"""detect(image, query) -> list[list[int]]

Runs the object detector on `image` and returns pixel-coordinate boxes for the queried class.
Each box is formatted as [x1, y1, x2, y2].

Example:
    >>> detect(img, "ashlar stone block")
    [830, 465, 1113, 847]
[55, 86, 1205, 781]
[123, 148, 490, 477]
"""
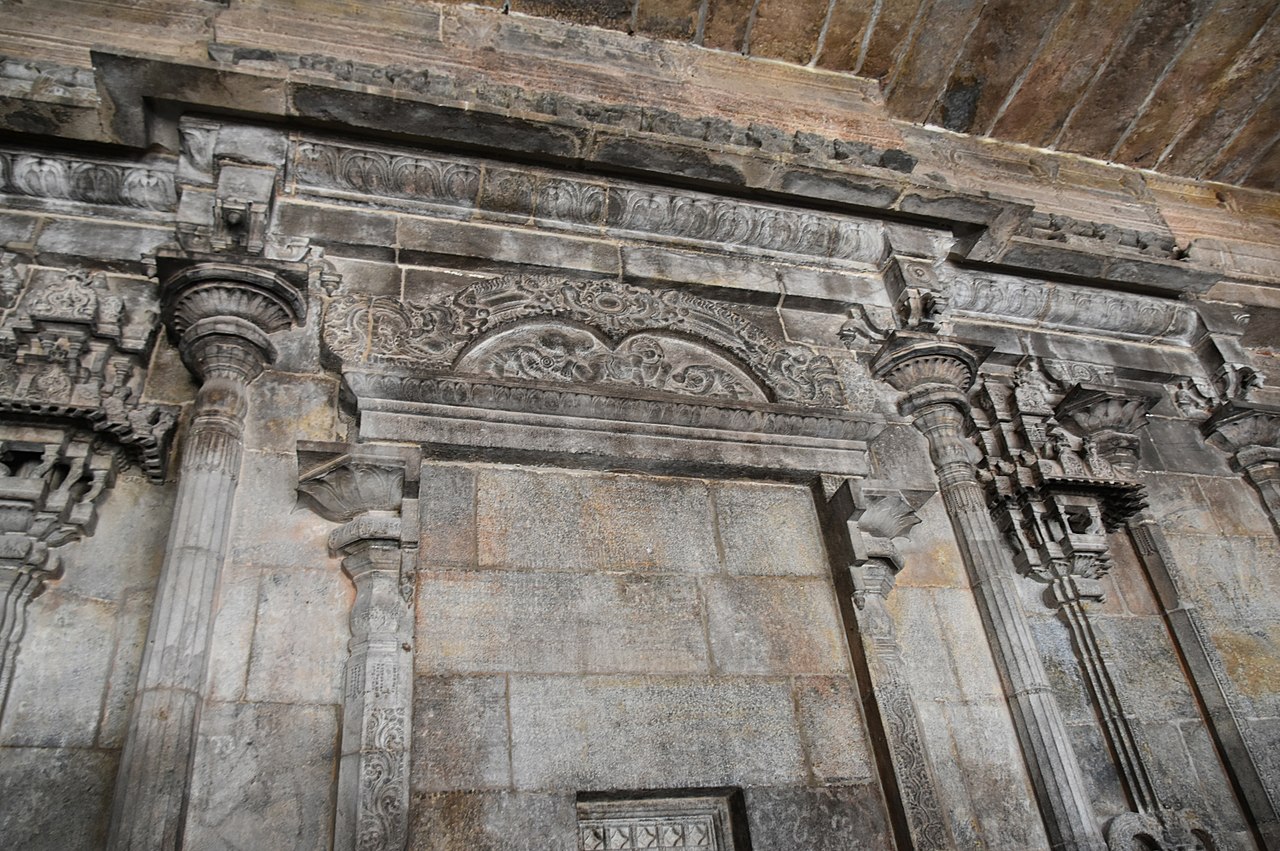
[415, 570, 710, 675]
[476, 466, 718, 574]
[508, 675, 806, 791]
[701, 576, 848, 676]
[712, 480, 828, 577]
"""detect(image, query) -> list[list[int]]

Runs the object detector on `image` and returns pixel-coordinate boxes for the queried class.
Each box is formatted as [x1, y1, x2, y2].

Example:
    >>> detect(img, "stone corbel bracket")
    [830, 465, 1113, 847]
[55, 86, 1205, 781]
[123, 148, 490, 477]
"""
[296, 440, 421, 851]
[1203, 402, 1280, 535]
[823, 477, 932, 607]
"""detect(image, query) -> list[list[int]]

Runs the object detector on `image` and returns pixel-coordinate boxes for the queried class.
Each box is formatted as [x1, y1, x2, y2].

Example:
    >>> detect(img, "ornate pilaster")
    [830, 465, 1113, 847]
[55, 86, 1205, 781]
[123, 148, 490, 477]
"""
[108, 256, 306, 850]
[872, 333, 1106, 851]
[297, 443, 418, 851]
[1204, 403, 1280, 538]
[820, 477, 952, 851]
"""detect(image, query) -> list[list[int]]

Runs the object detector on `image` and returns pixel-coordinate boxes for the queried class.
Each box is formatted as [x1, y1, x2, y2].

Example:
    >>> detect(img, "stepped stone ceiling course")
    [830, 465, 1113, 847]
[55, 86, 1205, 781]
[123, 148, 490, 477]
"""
[2, 1, 1278, 195]
[453, 0, 1280, 192]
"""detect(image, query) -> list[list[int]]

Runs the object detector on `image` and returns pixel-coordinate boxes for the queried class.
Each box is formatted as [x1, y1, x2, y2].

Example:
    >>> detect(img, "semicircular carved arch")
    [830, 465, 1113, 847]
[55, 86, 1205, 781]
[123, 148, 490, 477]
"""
[323, 274, 846, 407]
[456, 320, 769, 403]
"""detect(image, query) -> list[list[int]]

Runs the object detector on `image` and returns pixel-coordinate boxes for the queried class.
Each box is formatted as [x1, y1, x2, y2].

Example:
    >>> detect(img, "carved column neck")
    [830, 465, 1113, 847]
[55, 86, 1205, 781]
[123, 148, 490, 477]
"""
[159, 258, 307, 383]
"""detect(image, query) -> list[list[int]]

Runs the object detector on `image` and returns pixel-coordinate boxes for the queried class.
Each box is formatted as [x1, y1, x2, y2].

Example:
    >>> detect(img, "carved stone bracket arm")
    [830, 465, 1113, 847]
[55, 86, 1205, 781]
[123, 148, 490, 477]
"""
[818, 475, 952, 851]
[1204, 403, 1280, 538]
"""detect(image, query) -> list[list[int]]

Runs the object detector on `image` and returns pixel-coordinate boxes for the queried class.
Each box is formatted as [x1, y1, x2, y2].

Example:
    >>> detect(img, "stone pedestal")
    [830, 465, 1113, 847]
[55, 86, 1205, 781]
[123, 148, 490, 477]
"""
[107, 260, 305, 850]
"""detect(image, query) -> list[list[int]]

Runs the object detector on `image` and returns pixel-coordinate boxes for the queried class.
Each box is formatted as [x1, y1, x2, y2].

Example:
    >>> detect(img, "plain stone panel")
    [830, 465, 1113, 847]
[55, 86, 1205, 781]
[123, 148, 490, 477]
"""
[476, 466, 719, 573]
[926, 586, 1007, 702]
[1028, 612, 1095, 726]
[619, 244, 782, 294]
[1197, 475, 1278, 538]
[408, 790, 577, 851]
[911, 697, 982, 848]
[243, 371, 340, 453]
[1094, 616, 1201, 722]
[35, 219, 171, 263]
[229, 450, 337, 570]
[96, 591, 152, 748]
[943, 700, 1050, 851]
[57, 473, 173, 600]
[1142, 417, 1233, 476]
[701, 575, 848, 675]
[203, 564, 260, 703]
[508, 675, 806, 790]
[0, 746, 117, 851]
[412, 675, 511, 793]
[742, 784, 892, 851]
[1178, 719, 1256, 840]
[0, 593, 114, 748]
[1065, 721, 1129, 821]
[886, 588, 960, 702]
[713, 479, 827, 577]
[415, 570, 709, 675]
[418, 462, 478, 569]
[184, 701, 340, 851]
[245, 567, 351, 705]
[397, 216, 620, 275]
[793, 676, 875, 783]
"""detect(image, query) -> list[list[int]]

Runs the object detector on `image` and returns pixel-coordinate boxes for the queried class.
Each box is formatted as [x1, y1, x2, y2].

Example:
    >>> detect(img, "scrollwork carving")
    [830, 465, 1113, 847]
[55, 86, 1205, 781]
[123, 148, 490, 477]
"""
[324, 275, 845, 407]
[0, 150, 176, 211]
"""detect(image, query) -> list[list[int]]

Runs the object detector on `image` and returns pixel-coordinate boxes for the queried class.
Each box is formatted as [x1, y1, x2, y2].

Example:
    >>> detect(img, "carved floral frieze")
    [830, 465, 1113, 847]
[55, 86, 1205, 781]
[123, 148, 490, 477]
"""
[324, 274, 845, 409]
[1, 268, 179, 480]
[292, 140, 887, 266]
[0, 150, 176, 211]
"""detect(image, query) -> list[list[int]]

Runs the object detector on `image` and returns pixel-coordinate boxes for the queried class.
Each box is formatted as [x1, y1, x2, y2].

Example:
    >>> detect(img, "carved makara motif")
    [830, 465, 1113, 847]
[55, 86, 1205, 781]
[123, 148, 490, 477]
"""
[0, 268, 179, 481]
[0, 150, 176, 211]
[324, 275, 846, 408]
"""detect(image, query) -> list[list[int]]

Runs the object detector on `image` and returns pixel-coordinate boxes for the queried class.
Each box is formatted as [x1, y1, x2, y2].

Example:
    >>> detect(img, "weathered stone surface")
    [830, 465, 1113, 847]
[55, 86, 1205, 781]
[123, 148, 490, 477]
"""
[508, 675, 808, 790]
[412, 675, 511, 793]
[415, 570, 710, 675]
[475, 467, 719, 573]
[184, 702, 340, 851]
[741, 784, 892, 851]
[0, 746, 118, 851]
[793, 676, 876, 784]
[408, 790, 578, 851]
[702, 576, 848, 675]
[713, 480, 827, 577]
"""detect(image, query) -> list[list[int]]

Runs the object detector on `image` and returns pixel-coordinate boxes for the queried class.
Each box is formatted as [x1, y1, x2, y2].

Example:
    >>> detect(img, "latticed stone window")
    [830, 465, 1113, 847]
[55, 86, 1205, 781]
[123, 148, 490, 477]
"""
[576, 792, 746, 850]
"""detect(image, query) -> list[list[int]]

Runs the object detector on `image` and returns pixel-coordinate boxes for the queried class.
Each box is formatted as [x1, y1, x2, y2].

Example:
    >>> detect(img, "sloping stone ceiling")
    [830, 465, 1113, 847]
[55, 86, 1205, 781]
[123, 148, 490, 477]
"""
[456, 0, 1280, 192]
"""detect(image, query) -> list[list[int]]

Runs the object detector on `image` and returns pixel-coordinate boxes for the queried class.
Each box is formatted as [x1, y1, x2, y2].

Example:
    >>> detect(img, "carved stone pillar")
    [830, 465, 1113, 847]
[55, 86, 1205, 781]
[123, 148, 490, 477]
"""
[297, 443, 419, 851]
[872, 333, 1106, 851]
[820, 478, 952, 851]
[108, 258, 306, 850]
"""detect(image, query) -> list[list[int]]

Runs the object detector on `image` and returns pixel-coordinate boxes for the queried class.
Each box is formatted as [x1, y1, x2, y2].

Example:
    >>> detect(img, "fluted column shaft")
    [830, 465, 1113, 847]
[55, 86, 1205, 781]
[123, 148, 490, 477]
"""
[108, 259, 306, 850]
[912, 398, 1105, 851]
[108, 345, 258, 850]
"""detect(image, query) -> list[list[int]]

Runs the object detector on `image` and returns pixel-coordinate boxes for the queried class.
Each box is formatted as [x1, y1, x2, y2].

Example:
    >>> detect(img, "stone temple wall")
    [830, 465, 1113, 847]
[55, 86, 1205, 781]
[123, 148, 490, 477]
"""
[1, 4, 1279, 851]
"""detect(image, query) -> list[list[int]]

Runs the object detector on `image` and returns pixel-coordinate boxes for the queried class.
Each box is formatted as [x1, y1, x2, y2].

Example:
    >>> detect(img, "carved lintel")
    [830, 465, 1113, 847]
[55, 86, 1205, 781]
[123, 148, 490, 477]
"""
[296, 442, 419, 851]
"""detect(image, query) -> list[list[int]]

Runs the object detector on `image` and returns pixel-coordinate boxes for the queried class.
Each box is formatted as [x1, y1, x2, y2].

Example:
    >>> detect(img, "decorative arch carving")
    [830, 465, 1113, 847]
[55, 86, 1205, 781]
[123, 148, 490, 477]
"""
[323, 275, 845, 407]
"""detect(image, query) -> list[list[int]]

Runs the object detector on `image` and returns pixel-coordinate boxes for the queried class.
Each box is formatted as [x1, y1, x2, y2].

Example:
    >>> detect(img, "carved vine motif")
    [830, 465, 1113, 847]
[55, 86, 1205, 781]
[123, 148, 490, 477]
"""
[1, 269, 179, 480]
[357, 707, 408, 851]
[459, 324, 763, 402]
[0, 151, 176, 211]
[324, 275, 846, 408]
